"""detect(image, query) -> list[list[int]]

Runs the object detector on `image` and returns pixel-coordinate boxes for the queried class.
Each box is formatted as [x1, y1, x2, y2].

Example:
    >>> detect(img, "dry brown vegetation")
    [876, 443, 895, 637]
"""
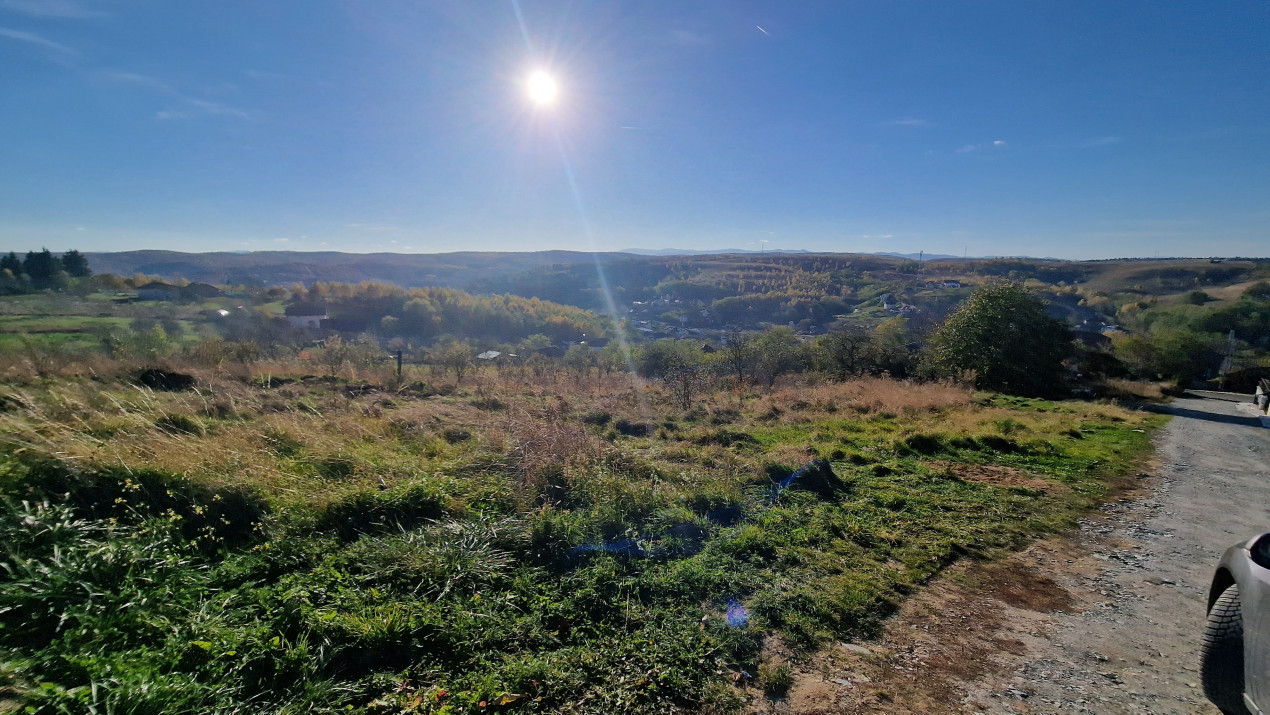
[0, 354, 1165, 713]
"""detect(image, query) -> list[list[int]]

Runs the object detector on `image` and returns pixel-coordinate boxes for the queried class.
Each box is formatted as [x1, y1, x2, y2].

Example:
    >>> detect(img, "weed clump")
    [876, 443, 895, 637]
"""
[311, 453, 358, 479]
[135, 367, 196, 391]
[0, 452, 267, 549]
[613, 418, 652, 437]
[978, 435, 1026, 453]
[900, 433, 945, 455]
[440, 427, 472, 444]
[693, 428, 760, 448]
[758, 663, 794, 696]
[318, 480, 451, 540]
[154, 413, 204, 435]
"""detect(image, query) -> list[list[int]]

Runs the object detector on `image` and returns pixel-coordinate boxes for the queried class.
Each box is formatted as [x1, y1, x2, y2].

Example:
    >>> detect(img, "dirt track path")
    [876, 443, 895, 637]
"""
[769, 394, 1270, 714]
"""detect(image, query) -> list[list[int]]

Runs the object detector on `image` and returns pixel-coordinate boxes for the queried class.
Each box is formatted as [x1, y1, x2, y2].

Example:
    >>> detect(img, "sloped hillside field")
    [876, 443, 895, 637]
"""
[0, 370, 1161, 713]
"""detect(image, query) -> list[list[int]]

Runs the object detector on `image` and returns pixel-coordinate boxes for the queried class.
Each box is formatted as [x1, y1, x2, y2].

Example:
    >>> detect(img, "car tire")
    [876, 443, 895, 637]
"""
[1201, 584, 1251, 715]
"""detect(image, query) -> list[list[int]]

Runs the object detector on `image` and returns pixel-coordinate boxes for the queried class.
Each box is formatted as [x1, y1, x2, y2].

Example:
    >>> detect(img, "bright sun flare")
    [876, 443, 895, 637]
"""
[527, 71, 558, 105]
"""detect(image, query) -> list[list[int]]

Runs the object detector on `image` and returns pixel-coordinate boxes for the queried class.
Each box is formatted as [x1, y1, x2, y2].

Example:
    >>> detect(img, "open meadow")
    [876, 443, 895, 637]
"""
[0, 354, 1163, 713]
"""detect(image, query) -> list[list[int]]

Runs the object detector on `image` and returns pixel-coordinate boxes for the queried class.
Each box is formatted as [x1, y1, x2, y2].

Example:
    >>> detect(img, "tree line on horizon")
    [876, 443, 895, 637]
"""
[2, 246, 1266, 394]
[0, 248, 92, 294]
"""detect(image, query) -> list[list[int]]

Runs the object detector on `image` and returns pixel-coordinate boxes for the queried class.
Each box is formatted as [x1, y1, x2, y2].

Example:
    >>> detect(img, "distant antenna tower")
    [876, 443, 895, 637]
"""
[918, 250, 923, 269]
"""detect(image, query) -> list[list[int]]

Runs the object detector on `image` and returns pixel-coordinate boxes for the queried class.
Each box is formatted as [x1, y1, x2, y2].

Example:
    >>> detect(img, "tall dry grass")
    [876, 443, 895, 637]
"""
[1099, 378, 1170, 401]
[765, 376, 974, 416]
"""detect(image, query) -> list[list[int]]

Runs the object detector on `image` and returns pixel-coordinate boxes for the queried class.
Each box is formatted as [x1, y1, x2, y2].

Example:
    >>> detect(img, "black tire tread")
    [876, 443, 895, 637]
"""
[1201, 584, 1250, 715]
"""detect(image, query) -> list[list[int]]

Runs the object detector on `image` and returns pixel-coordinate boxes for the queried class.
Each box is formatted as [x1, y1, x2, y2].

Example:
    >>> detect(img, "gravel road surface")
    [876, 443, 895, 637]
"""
[769, 393, 1270, 714]
[964, 392, 1270, 713]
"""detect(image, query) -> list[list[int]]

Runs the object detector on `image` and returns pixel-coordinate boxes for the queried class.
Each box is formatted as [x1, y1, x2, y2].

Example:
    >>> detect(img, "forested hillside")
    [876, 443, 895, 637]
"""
[82, 250, 625, 289]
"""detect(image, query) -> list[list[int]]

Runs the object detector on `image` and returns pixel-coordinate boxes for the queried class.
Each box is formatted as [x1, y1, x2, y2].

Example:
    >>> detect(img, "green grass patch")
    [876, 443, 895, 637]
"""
[0, 382, 1164, 713]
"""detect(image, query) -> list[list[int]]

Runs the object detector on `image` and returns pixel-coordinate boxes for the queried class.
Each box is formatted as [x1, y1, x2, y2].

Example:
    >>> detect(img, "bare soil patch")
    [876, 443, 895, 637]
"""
[747, 540, 1089, 713]
[929, 461, 1061, 494]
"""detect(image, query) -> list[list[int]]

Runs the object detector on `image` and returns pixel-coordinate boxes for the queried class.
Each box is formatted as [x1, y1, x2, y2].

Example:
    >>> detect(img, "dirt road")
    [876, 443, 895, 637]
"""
[771, 393, 1270, 714]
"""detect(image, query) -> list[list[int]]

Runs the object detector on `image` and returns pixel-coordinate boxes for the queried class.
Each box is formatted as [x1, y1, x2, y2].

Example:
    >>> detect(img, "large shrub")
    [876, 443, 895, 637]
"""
[927, 283, 1073, 396]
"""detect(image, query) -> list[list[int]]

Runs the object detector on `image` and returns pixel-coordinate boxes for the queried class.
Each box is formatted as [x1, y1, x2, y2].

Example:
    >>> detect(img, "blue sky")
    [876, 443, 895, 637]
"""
[1, 1, 1266, 259]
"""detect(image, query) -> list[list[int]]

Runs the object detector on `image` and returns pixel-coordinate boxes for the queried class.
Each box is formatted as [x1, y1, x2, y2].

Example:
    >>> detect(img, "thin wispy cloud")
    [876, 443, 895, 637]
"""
[670, 29, 711, 48]
[345, 223, 399, 232]
[96, 68, 255, 121]
[245, 69, 287, 82]
[881, 117, 931, 127]
[956, 139, 1007, 154]
[1079, 136, 1122, 148]
[0, 0, 102, 19]
[175, 98, 251, 119]
[0, 26, 76, 54]
[96, 69, 171, 92]
[155, 99, 253, 121]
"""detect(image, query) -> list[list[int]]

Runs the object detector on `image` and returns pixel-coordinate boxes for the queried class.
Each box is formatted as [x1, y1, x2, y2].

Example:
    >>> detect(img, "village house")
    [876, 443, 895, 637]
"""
[136, 281, 223, 302]
[135, 282, 181, 301]
[284, 303, 328, 330]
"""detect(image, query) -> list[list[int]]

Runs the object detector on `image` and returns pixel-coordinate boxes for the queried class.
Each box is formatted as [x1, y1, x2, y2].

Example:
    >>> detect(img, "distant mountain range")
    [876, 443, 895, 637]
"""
[618, 247, 812, 256]
[619, 248, 960, 260]
[78, 248, 1089, 291]
[84, 250, 623, 289]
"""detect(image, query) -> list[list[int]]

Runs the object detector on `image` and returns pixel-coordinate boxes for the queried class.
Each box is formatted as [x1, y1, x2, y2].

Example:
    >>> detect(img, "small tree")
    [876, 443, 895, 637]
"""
[438, 341, 473, 382]
[870, 316, 916, 378]
[752, 326, 806, 387]
[61, 249, 91, 278]
[722, 329, 756, 386]
[927, 283, 1073, 395]
[0, 252, 21, 276]
[817, 325, 873, 378]
[598, 342, 629, 375]
[666, 364, 704, 409]
[1112, 329, 1223, 384]
[563, 344, 593, 381]
[22, 249, 63, 290]
[637, 339, 699, 379]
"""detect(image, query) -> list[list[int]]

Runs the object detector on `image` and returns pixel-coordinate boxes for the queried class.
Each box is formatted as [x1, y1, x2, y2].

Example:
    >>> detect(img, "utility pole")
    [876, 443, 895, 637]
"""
[1218, 330, 1236, 390]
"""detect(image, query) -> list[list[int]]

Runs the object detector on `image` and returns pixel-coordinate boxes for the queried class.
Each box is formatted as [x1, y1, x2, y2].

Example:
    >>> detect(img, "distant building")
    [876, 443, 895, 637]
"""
[476, 350, 503, 360]
[184, 282, 222, 299]
[136, 282, 181, 301]
[284, 302, 328, 330]
[136, 281, 222, 302]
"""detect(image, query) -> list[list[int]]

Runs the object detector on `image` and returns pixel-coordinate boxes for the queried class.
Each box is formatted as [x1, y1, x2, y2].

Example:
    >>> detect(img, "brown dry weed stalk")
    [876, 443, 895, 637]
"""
[767, 376, 973, 416]
[496, 405, 605, 490]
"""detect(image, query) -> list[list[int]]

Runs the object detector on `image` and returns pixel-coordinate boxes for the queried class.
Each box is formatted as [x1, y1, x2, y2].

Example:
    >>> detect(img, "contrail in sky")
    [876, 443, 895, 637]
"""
[756, 25, 769, 35]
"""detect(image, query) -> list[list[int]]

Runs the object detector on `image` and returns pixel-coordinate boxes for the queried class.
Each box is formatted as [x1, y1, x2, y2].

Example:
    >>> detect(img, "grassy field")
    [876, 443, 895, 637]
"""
[0, 363, 1164, 713]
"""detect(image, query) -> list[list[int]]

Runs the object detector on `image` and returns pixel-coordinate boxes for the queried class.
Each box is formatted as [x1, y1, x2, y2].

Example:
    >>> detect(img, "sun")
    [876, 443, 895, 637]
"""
[526, 70, 558, 105]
